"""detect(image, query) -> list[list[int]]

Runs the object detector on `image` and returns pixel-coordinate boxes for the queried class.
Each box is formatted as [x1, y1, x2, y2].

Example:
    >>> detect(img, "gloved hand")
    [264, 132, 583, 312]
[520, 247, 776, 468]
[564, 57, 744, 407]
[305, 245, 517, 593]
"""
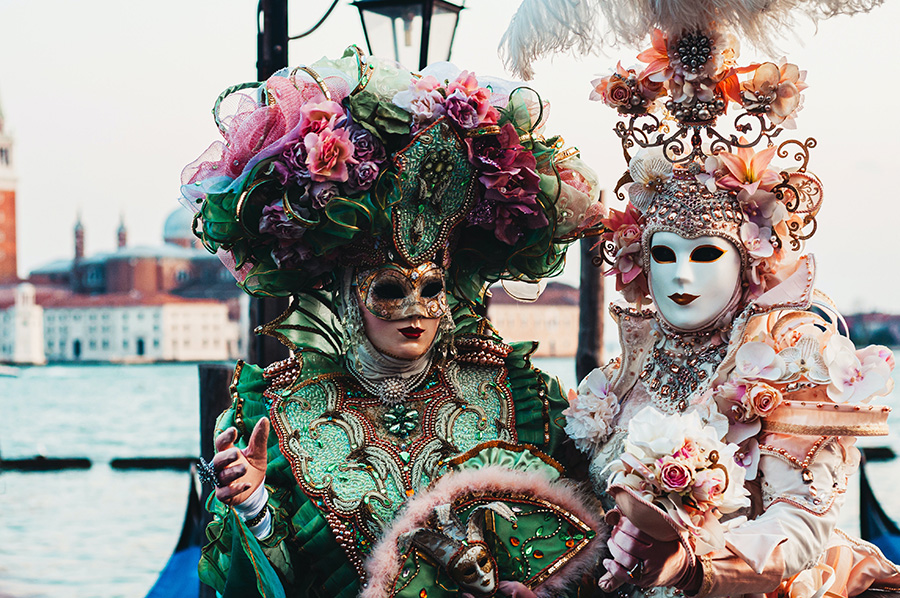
[598, 510, 700, 593]
[497, 581, 539, 598]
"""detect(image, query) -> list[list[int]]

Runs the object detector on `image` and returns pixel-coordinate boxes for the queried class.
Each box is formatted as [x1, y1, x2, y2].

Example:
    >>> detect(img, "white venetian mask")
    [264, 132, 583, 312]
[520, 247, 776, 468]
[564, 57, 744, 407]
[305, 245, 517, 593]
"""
[648, 232, 742, 331]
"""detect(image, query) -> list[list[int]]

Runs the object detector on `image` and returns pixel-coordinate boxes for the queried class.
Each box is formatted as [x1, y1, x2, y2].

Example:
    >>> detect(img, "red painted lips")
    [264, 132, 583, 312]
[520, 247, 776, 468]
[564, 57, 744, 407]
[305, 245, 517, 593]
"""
[399, 326, 425, 339]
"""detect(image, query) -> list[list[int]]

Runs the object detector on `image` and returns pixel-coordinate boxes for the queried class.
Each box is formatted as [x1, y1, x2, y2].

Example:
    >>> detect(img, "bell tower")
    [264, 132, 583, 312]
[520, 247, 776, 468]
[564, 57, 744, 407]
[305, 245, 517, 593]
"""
[0, 91, 17, 284]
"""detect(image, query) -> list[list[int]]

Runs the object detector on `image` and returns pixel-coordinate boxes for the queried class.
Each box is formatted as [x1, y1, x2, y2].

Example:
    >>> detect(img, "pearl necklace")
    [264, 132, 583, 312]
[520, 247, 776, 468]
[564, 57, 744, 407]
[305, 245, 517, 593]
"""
[346, 357, 432, 405]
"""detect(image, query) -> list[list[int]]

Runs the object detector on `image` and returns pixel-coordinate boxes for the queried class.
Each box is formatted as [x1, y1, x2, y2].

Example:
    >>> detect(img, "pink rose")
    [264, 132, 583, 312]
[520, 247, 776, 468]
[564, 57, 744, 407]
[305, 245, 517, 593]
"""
[692, 468, 727, 507]
[659, 457, 694, 493]
[613, 224, 642, 248]
[299, 101, 344, 139]
[447, 70, 498, 125]
[304, 127, 356, 182]
[746, 382, 783, 417]
[674, 438, 700, 462]
[413, 75, 441, 93]
[605, 78, 633, 108]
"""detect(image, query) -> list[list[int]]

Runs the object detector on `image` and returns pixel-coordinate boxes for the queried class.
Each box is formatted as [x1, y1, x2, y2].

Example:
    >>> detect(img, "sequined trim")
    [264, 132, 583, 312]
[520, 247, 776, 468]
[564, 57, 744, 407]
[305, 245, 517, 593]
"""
[694, 555, 714, 598]
[446, 440, 565, 474]
[263, 355, 303, 391]
[231, 360, 247, 436]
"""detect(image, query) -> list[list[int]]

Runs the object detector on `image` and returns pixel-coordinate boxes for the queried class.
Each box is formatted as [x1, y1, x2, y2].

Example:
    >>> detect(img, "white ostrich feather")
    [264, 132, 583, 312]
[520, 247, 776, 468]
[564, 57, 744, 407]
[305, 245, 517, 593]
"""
[500, 0, 884, 79]
[499, 0, 600, 80]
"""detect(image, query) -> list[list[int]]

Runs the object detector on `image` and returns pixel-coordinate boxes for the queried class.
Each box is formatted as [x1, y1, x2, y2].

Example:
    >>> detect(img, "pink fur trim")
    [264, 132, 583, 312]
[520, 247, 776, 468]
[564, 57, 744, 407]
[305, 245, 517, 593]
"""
[361, 466, 608, 598]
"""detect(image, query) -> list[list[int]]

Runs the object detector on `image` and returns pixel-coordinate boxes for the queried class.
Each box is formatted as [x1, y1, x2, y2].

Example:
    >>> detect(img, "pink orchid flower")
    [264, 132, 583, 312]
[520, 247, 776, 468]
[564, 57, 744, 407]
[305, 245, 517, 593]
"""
[824, 336, 893, 403]
[734, 341, 785, 381]
[636, 29, 673, 82]
[740, 222, 774, 259]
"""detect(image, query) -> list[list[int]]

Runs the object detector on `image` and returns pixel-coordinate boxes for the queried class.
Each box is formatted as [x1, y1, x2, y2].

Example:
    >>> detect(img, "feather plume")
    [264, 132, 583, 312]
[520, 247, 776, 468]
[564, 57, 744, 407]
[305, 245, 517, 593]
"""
[500, 0, 884, 79]
[499, 0, 600, 80]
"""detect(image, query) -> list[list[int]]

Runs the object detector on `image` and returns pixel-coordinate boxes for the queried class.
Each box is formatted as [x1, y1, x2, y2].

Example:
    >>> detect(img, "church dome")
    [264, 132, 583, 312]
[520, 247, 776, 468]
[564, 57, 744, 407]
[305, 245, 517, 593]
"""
[163, 208, 195, 247]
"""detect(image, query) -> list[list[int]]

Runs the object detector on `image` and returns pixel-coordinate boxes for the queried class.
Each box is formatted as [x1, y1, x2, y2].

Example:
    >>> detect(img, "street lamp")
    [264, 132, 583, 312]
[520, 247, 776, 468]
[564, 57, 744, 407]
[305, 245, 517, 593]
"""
[352, 0, 464, 70]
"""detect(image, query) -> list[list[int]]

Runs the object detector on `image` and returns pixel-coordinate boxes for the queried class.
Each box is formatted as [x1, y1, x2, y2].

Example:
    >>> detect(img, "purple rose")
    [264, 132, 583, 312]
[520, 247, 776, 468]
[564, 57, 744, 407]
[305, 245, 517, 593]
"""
[271, 240, 315, 269]
[444, 91, 479, 130]
[259, 200, 307, 240]
[309, 181, 339, 210]
[281, 139, 311, 182]
[348, 124, 385, 163]
[346, 161, 379, 192]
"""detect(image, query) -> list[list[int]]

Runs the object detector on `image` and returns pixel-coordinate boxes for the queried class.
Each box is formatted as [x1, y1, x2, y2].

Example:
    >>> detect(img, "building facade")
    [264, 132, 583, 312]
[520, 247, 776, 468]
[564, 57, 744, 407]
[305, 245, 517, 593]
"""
[0, 283, 45, 364]
[41, 294, 240, 363]
[488, 282, 581, 357]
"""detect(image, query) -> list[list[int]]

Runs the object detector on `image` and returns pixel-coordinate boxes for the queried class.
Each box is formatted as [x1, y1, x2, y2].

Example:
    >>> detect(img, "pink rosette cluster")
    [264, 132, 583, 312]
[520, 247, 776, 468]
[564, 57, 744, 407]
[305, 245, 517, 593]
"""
[713, 323, 895, 469]
[590, 61, 665, 114]
[393, 70, 499, 133]
[713, 341, 787, 456]
[609, 406, 750, 553]
[588, 28, 806, 127]
[598, 204, 650, 305]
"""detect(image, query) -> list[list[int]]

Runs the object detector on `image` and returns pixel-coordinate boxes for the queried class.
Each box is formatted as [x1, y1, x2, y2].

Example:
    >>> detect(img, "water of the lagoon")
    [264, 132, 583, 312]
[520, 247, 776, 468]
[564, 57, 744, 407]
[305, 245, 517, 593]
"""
[1, 359, 899, 598]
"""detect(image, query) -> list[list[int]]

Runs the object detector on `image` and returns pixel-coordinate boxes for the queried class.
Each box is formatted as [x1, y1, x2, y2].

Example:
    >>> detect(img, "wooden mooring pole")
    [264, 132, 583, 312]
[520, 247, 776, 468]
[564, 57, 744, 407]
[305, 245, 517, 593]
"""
[576, 230, 605, 383]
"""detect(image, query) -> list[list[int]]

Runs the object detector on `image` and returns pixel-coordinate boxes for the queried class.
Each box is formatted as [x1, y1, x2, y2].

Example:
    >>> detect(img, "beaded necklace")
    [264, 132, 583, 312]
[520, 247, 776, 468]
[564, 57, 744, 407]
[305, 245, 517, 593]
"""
[639, 318, 730, 413]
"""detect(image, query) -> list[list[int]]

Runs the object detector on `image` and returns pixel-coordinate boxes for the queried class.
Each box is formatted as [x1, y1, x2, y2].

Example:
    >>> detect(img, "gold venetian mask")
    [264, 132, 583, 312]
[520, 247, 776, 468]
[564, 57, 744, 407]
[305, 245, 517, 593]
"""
[355, 262, 448, 321]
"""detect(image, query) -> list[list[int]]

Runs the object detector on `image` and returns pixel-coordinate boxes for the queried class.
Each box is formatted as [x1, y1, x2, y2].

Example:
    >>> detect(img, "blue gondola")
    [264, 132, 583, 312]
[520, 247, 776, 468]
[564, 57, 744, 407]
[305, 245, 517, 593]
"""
[859, 461, 900, 564]
[144, 473, 202, 598]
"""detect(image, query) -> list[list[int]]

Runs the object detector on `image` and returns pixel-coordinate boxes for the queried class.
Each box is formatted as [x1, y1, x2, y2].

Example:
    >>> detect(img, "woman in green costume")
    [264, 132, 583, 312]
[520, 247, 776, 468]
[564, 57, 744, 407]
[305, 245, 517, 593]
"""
[181, 48, 606, 598]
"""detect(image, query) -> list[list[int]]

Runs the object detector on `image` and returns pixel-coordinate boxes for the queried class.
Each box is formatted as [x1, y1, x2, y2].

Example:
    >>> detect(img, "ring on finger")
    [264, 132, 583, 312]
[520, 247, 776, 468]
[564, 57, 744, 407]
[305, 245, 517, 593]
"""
[626, 559, 643, 580]
[198, 457, 222, 488]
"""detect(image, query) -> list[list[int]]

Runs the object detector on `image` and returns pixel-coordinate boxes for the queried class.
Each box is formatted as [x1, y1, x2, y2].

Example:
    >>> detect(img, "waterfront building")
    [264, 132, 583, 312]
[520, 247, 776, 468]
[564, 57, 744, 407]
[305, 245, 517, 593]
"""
[0, 206, 247, 364]
[40, 293, 239, 362]
[488, 282, 580, 357]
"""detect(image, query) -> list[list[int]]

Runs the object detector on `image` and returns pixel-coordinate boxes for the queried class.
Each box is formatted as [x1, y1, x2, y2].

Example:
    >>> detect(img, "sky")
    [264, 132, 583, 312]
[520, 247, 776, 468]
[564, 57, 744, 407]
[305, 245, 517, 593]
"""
[0, 0, 898, 313]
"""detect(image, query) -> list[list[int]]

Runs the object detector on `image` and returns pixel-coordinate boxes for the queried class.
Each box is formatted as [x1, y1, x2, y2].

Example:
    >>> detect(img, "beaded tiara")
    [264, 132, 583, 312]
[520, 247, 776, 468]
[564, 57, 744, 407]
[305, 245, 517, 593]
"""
[586, 27, 824, 305]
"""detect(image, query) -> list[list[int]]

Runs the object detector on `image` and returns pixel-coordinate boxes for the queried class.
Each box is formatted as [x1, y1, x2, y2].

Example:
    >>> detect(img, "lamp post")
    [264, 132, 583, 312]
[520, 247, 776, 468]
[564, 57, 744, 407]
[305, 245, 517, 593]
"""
[352, 0, 464, 70]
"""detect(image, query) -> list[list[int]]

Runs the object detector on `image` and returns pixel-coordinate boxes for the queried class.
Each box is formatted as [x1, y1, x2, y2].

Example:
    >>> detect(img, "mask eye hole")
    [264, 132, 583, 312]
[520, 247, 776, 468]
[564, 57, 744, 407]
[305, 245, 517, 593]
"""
[373, 283, 405, 300]
[691, 245, 725, 262]
[650, 246, 676, 264]
[421, 280, 444, 298]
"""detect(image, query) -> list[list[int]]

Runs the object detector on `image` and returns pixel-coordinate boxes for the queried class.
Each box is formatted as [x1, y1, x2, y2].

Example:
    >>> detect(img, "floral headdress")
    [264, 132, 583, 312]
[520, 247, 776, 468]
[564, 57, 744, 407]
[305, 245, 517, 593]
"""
[588, 28, 823, 307]
[181, 47, 601, 307]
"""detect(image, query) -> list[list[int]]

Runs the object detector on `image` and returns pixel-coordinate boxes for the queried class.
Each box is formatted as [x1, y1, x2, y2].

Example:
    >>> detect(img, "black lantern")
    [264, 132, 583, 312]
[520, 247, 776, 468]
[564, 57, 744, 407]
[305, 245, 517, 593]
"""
[353, 0, 464, 70]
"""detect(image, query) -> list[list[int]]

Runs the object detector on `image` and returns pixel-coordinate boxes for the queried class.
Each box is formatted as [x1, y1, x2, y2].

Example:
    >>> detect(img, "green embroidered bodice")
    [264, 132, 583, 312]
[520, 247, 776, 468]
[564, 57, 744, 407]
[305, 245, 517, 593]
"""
[268, 361, 517, 573]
